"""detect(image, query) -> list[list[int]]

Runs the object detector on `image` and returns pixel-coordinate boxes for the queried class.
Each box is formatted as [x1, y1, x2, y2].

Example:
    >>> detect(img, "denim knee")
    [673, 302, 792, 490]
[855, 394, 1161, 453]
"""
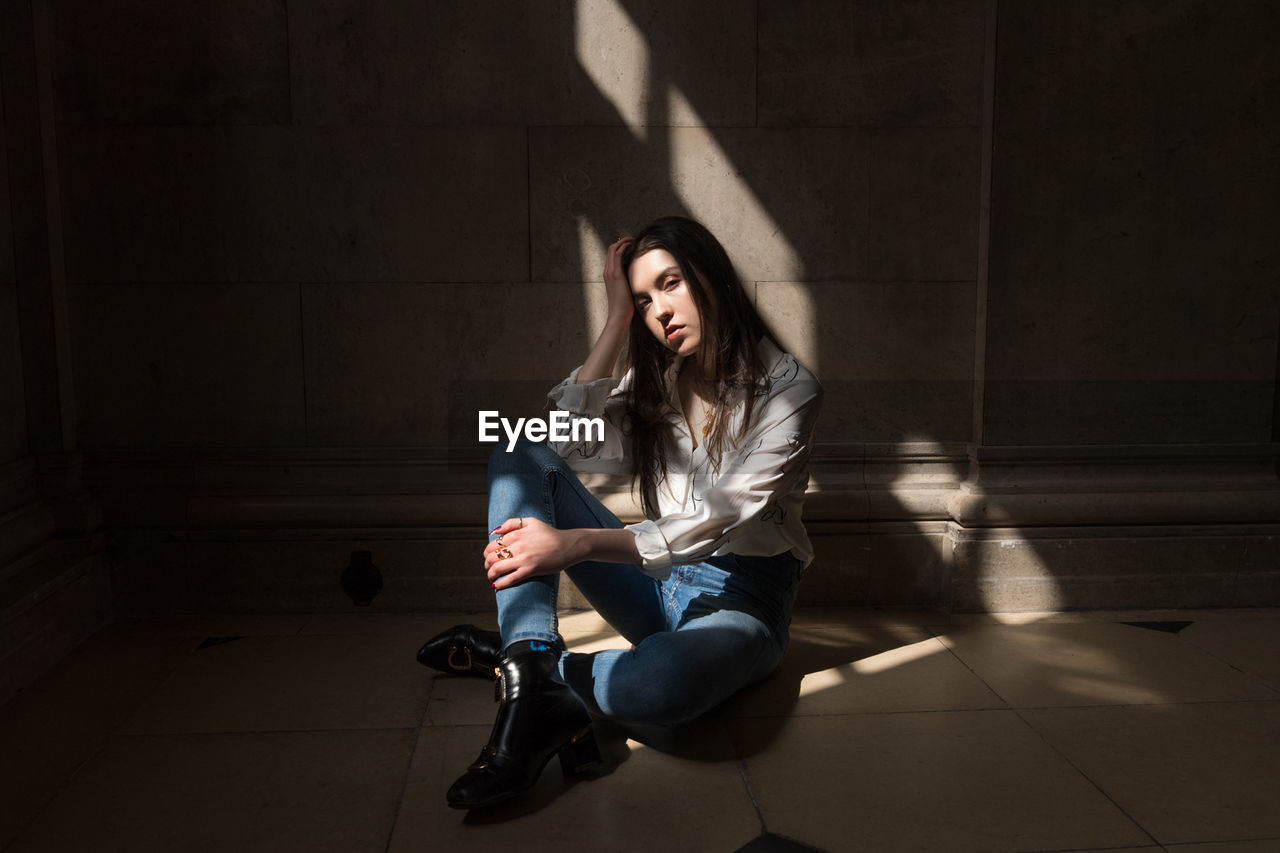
[487, 438, 565, 479]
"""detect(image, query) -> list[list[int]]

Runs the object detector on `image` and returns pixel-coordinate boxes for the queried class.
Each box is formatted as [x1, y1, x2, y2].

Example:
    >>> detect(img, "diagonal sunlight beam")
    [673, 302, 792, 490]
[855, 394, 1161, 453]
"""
[667, 87, 805, 287]
[575, 0, 650, 141]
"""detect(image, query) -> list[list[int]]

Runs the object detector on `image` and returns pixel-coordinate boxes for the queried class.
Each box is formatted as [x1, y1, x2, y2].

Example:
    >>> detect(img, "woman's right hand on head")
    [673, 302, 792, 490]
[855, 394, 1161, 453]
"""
[603, 236, 635, 322]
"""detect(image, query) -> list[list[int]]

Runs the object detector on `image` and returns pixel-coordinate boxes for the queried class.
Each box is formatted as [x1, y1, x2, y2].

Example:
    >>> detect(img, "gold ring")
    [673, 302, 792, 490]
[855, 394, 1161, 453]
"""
[496, 534, 505, 547]
[496, 548, 512, 560]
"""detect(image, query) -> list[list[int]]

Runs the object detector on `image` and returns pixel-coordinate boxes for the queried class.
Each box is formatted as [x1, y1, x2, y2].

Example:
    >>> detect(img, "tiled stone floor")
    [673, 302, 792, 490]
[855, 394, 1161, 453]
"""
[2, 607, 1279, 852]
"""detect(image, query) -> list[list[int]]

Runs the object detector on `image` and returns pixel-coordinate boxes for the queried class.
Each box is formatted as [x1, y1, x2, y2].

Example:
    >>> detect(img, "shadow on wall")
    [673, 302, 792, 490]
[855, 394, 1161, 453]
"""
[542, 0, 1074, 720]
[553, 0, 1005, 614]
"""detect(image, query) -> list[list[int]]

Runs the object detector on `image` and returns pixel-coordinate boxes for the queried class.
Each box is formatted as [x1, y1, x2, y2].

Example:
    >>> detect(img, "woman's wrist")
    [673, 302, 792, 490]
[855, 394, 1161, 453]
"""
[568, 527, 641, 567]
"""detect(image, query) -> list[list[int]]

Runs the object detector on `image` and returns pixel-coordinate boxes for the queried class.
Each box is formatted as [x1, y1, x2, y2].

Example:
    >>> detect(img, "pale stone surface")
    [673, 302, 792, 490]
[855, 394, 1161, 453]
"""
[390, 724, 760, 852]
[59, 126, 528, 283]
[58, 127, 224, 283]
[869, 126, 981, 281]
[221, 126, 528, 283]
[289, 0, 755, 127]
[121, 632, 430, 732]
[937, 621, 1277, 708]
[758, 0, 986, 127]
[179, 538, 493, 614]
[7, 729, 414, 853]
[0, 101, 12, 284]
[68, 283, 306, 448]
[1021, 702, 1280, 845]
[51, 0, 289, 124]
[982, 380, 1275, 446]
[984, 0, 1280, 446]
[725, 628, 1003, 718]
[0, 285, 27, 462]
[302, 282, 592, 447]
[735, 711, 1150, 852]
[0, 627, 194, 849]
[530, 127, 872, 283]
[949, 528, 1280, 612]
[108, 522, 505, 617]
[760, 280, 975, 442]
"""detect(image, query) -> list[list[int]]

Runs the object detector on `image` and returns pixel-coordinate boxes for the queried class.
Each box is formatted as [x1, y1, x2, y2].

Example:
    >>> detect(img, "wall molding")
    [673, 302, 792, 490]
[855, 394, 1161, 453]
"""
[86, 441, 1280, 532]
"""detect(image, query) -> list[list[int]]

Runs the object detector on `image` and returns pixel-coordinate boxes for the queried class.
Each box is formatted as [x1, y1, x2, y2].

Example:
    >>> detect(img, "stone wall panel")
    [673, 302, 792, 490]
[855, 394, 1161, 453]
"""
[288, 0, 755, 127]
[869, 126, 980, 282]
[59, 127, 226, 283]
[221, 127, 528, 283]
[759, 0, 985, 127]
[0, 285, 27, 462]
[302, 282, 592, 447]
[531, 126, 871, 283]
[985, 0, 1280, 445]
[760, 280, 975, 442]
[69, 283, 306, 448]
[52, 0, 290, 124]
[59, 126, 528, 284]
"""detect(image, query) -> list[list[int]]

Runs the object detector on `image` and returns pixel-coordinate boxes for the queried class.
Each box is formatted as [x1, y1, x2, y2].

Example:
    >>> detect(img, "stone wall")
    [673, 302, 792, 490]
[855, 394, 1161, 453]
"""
[1, 0, 110, 703]
[1, 0, 1276, 646]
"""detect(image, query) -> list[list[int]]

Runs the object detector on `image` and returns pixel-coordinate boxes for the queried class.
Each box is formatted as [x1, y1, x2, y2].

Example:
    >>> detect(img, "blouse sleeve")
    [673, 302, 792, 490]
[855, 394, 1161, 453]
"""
[625, 373, 823, 577]
[545, 366, 632, 474]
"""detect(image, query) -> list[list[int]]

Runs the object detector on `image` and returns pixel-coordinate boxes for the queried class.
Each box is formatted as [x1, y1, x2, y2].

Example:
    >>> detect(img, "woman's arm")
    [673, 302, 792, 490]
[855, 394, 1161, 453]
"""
[576, 237, 634, 383]
[627, 371, 823, 577]
[485, 519, 640, 590]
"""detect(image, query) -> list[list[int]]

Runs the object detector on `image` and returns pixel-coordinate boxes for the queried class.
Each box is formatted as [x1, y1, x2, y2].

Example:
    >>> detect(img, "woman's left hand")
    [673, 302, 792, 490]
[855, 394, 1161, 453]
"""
[484, 517, 577, 590]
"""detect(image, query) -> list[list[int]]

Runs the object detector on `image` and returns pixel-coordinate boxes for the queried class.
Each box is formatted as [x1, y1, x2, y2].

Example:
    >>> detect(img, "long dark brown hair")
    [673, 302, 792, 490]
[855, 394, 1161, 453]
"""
[620, 216, 775, 517]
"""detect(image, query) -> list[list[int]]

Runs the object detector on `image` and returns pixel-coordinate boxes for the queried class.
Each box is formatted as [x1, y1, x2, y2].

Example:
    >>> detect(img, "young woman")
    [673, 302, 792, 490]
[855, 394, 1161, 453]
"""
[418, 216, 822, 810]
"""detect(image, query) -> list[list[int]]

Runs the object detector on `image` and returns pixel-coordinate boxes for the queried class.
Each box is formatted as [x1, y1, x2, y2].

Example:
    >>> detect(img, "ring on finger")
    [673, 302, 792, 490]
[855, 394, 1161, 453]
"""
[496, 548, 512, 560]
[496, 534, 505, 547]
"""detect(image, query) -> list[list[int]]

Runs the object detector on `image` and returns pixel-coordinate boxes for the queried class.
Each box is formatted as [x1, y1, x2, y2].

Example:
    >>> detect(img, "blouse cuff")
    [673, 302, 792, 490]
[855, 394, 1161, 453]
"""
[547, 367, 616, 415]
[625, 519, 673, 580]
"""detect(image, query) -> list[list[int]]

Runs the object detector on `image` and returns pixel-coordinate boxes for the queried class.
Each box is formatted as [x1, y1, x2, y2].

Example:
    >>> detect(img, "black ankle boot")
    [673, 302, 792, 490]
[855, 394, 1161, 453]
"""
[416, 625, 503, 678]
[446, 640, 600, 810]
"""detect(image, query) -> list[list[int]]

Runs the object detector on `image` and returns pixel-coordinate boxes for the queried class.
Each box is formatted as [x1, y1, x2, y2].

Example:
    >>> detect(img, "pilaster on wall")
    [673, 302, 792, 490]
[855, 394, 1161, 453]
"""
[1, 0, 107, 703]
[89, 438, 1280, 616]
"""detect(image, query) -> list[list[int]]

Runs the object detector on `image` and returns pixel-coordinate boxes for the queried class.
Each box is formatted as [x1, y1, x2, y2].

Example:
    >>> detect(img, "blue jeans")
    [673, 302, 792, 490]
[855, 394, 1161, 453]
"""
[489, 440, 800, 726]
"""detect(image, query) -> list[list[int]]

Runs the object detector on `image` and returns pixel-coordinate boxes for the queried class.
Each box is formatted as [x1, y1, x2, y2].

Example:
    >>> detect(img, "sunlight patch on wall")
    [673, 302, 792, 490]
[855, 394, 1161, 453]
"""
[667, 87, 803, 284]
[575, 0, 649, 140]
[578, 213, 609, 342]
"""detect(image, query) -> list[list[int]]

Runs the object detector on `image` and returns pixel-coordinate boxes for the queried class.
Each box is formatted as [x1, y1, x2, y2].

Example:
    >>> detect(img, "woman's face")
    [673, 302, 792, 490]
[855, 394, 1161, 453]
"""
[629, 248, 702, 358]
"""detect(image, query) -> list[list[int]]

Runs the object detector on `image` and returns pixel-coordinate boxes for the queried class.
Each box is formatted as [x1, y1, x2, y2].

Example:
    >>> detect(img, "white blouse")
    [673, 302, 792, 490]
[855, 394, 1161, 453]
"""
[546, 338, 822, 579]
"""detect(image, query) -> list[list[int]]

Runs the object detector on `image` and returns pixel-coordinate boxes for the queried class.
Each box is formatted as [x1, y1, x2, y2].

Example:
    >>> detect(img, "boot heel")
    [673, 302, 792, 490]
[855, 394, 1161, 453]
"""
[557, 725, 601, 776]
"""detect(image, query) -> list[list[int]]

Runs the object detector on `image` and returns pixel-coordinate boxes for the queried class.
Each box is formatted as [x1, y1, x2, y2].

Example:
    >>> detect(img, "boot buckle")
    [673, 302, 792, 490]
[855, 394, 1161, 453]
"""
[446, 645, 473, 672]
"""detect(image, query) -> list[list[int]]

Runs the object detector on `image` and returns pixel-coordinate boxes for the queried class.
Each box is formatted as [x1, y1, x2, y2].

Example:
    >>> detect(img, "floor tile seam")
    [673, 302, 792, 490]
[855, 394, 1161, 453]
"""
[107, 725, 424, 739]
[1, 766, 93, 853]
[730, 706, 1025, 724]
[1012, 697, 1280, 714]
[926, 626, 1280, 707]
[1008, 840, 1172, 845]
[0, 637, 203, 852]
[109, 637, 204, 735]
[419, 671, 438, 727]
[383, 724, 429, 853]
[729, 694, 1280, 721]
[930, 629, 1015, 709]
[731, 752, 770, 839]
[1164, 835, 1280, 847]
[1176, 636, 1280, 695]
[1007, 707, 1163, 850]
